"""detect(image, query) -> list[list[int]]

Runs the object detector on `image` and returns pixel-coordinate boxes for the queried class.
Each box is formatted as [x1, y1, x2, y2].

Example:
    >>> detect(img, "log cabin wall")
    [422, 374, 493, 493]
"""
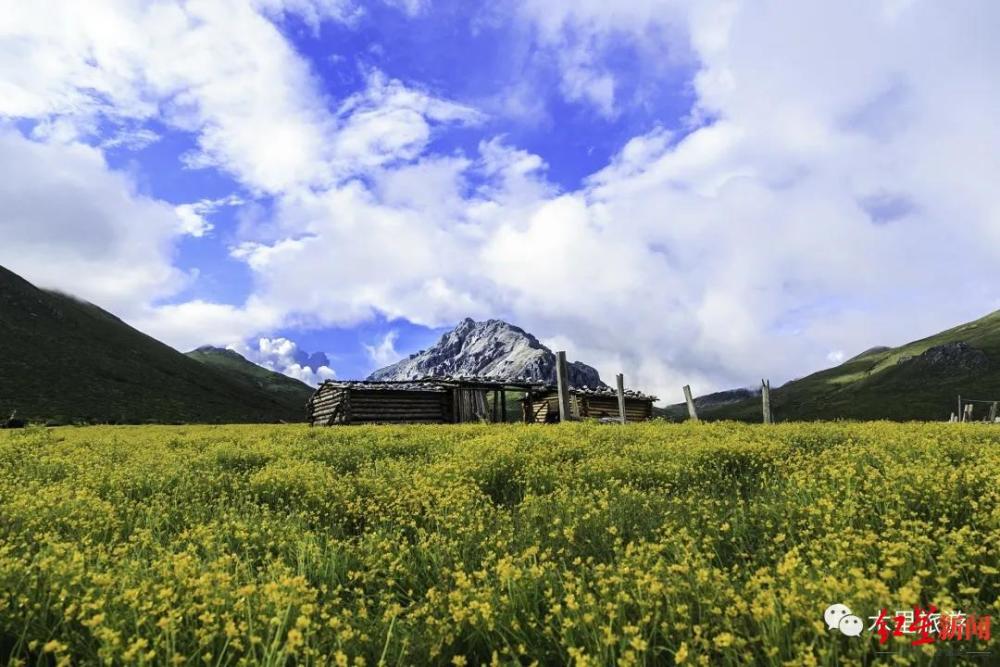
[452, 388, 490, 423]
[308, 382, 450, 425]
[347, 389, 449, 424]
[525, 394, 583, 422]
[307, 386, 348, 426]
[581, 395, 653, 421]
[524, 392, 654, 422]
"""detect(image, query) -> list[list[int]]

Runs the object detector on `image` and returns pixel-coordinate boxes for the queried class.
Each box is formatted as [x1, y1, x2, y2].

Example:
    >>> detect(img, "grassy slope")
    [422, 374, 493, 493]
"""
[687, 309, 1000, 422]
[0, 265, 306, 423]
[185, 347, 314, 408]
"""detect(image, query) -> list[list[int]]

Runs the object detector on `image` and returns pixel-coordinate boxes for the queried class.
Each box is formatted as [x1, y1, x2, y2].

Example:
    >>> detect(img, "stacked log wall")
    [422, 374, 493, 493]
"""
[347, 390, 448, 424]
[308, 387, 347, 426]
[525, 393, 654, 422]
[581, 396, 652, 421]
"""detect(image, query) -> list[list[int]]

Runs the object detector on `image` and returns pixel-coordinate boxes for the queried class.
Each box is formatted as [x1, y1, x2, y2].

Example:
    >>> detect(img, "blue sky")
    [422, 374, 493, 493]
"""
[1, 1, 998, 399]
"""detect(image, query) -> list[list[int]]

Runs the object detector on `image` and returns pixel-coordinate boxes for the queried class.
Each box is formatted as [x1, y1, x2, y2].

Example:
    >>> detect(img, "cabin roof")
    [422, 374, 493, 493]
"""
[529, 386, 659, 402]
[318, 380, 448, 392]
[317, 376, 545, 392]
[317, 377, 657, 401]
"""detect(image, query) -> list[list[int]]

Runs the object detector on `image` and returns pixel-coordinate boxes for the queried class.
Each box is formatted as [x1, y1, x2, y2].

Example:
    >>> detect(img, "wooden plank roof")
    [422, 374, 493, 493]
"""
[529, 385, 659, 402]
[317, 377, 657, 401]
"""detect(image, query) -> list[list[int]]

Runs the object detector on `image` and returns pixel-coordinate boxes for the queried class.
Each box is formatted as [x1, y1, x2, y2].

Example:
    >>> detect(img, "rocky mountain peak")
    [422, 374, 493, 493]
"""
[368, 319, 605, 387]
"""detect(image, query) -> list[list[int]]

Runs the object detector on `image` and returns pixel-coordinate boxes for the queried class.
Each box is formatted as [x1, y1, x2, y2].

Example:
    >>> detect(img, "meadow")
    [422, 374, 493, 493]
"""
[1, 422, 999, 666]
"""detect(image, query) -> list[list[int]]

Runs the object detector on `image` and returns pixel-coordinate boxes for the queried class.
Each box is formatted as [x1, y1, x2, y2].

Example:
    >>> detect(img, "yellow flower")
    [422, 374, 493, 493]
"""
[42, 640, 65, 654]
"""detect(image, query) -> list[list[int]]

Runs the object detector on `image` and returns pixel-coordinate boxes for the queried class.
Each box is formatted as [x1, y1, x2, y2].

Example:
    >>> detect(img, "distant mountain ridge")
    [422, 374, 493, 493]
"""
[0, 265, 307, 424]
[667, 309, 1000, 422]
[368, 318, 606, 387]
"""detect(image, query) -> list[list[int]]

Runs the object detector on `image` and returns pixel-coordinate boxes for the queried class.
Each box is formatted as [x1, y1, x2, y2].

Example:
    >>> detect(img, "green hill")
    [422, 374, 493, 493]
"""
[185, 346, 313, 406]
[672, 310, 1000, 422]
[0, 265, 308, 424]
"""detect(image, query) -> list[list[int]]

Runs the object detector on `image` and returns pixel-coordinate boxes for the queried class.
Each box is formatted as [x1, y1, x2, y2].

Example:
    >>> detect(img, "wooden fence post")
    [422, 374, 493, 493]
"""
[556, 351, 572, 423]
[963, 403, 974, 422]
[989, 402, 998, 423]
[616, 373, 626, 424]
[683, 385, 699, 422]
[762, 379, 773, 424]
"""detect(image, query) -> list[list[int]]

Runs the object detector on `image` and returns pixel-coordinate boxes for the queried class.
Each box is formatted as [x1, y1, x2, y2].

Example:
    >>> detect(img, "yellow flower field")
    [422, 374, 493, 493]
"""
[1, 422, 999, 665]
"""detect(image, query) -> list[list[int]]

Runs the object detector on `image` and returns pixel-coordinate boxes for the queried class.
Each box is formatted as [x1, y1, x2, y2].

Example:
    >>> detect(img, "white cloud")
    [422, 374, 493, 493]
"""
[0, 0, 337, 192]
[330, 70, 482, 175]
[99, 127, 160, 151]
[229, 337, 336, 386]
[0, 129, 188, 316]
[174, 195, 245, 238]
[514, 0, 693, 118]
[132, 300, 282, 354]
[364, 330, 403, 368]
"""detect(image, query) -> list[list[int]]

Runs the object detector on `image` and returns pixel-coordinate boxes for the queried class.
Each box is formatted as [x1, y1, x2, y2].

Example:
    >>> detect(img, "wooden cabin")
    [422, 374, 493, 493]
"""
[522, 386, 657, 423]
[307, 378, 543, 426]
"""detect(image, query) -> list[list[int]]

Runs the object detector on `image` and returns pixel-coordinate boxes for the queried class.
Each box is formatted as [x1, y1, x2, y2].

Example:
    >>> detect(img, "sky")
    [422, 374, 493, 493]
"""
[1, 0, 999, 402]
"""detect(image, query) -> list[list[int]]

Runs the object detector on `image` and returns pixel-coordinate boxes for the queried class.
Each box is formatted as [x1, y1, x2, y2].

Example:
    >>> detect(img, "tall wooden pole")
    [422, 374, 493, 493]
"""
[762, 379, 772, 424]
[683, 385, 699, 422]
[556, 351, 572, 422]
[615, 373, 626, 424]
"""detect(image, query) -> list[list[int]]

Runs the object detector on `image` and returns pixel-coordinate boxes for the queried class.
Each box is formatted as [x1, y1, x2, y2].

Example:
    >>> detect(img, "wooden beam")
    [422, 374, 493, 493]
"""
[556, 350, 572, 422]
[501, 390, 507, 423]
[761, 378, 772, 425]
[683, 384, 699, 422]
[524, 388, 533, 423]
[615, 373, 626, 424]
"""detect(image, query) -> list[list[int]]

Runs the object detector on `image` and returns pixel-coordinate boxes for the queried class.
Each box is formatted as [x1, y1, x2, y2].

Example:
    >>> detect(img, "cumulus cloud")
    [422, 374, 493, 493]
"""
[229, 337, 336, 386]
[174, 195, 245, 238]
[364, 331, 403, 368]
[0, 129, 187, 316]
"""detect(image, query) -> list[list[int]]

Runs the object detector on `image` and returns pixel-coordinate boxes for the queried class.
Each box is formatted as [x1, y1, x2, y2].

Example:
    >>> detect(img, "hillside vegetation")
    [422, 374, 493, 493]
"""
[0, 265, 307, 423]
[2, 422, 998, 665]
[668, 309, 1000, 422]
[185, 346, 313, 406]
